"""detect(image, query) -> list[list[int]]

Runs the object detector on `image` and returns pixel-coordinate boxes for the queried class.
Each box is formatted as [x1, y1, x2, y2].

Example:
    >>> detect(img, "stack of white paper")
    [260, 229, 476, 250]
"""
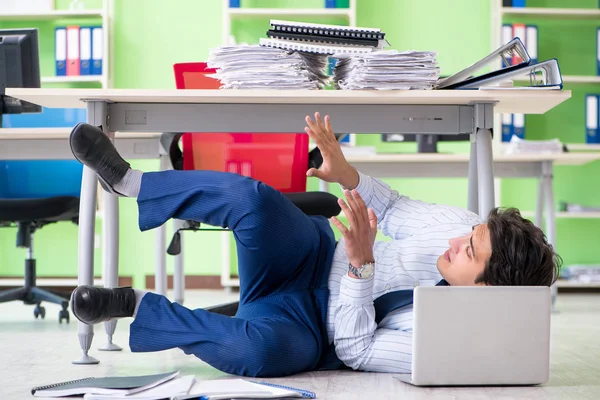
[207, 45, 329, 89]
[333, 50, 440, 90]
[504, 135, 564, 154]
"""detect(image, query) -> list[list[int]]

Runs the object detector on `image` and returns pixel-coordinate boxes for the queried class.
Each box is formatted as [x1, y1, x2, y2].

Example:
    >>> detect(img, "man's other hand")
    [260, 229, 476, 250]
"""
[331, 189, 377, 270]
[305, 112, 359, 189]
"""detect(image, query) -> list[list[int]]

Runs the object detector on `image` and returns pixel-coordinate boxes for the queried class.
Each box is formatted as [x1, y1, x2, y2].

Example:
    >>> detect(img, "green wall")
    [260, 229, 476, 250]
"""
[21, 0, 600, 288]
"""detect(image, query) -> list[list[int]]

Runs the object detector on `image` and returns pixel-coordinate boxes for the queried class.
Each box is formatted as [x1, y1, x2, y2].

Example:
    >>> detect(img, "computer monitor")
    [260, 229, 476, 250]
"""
[381, 133, 471, 153]
[0, 28, 42, 125]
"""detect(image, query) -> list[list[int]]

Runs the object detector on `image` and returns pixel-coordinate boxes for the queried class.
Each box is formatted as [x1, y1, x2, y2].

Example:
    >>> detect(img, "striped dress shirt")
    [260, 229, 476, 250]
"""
[326, 171, 483, 373]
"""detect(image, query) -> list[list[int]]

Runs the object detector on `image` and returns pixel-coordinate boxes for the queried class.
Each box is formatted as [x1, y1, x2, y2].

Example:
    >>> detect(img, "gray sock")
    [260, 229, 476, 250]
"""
[132, 289, 147, 318]
[113, 169, 143, 198]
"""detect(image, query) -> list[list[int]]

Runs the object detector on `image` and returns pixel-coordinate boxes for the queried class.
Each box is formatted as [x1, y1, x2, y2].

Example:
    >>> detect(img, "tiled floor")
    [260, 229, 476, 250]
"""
[1, 290, 600, 400]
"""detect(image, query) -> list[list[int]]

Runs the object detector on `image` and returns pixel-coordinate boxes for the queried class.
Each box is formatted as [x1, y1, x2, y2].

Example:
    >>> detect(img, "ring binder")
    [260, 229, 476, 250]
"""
[32, 377, 94, 394]
[259, 38, 373, 55]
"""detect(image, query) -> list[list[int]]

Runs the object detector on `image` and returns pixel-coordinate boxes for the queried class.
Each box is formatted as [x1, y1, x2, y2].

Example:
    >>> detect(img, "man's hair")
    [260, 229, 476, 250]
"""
[475, 207, 562, 286]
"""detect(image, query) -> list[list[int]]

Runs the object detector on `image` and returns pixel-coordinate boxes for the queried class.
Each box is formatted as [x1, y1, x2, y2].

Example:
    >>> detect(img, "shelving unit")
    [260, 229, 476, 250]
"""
[492, 0, 600, 291]
[501, 7, 600, 18]
[222, 0, 357, 45]
[0, 0, 113, 89]
[0, 9, 104, 20]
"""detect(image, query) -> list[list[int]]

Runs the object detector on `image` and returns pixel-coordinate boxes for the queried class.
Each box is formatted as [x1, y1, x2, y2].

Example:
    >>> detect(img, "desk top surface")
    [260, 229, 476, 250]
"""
[5, 88, 571, 114]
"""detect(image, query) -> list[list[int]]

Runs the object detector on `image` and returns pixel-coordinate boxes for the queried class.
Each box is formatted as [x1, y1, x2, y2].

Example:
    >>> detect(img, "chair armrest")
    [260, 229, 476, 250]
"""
[205, 301, 239, 317]
[284, 192, 340, 218]
[160, 132, 184, 170]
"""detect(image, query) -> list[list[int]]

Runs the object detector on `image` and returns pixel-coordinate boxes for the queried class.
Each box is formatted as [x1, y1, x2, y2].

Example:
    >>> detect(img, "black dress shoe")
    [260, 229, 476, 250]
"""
[71, 285, 136, 325]
[69, 123, 131, 196]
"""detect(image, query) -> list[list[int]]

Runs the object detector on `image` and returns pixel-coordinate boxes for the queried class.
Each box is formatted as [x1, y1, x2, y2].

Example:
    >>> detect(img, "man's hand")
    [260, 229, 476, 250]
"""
[305, 112, 359, 190]
[331, 189, 378, 272]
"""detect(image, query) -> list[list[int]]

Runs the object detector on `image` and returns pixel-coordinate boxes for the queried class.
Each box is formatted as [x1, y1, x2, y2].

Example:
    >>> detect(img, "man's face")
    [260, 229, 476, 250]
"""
[437, 224, 493, 286]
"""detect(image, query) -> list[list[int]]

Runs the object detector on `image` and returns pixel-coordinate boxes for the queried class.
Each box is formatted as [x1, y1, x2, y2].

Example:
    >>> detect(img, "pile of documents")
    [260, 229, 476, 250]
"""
[207, 45, 330, 89]
[333, 50, 440, 90]
[503, 135, 564, 154]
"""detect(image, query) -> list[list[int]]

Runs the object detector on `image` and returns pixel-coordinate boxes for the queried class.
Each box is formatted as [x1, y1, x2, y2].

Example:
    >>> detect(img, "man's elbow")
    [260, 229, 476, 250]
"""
[334, 342, 370, 371]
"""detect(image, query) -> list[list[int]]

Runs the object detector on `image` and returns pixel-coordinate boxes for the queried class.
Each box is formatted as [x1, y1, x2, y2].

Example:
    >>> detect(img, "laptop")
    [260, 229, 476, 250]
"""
[394, 286, 552, 386]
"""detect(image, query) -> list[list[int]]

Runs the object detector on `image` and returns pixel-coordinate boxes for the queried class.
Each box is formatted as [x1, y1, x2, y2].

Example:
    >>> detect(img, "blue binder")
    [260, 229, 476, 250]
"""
[597, 28, 600, 76]
[512, 0, 526, 7]
[513, 113, 525, 139]
[501, 113, 514, 142]
[79, 27, 92, 75]
[55, 27, 67, 76]
[325, 0, 336, 7]
[91, 26, 103, 76]
[587, 94, 599, 143]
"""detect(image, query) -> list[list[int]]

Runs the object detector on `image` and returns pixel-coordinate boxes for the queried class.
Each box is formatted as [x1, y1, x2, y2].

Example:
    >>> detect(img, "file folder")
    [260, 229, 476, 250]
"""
[446, 59, 563, 90]
[526, 25, 538, 64]
[436, 37, 531, 89]
[513, 113, 525, 139]
[325, 0, 336, 7]
[511, 24, 526, 65]
[55, 27, 67, 76]
[502, 113, 514, 142]
[91, 26, 103, 76]
[502, 24, 513, 66]
[229, 0, 240, 7]
[586, 94, 598, 143]
[66, 25, 80, 76]
[597, 28, 600, 76]
[512, 0, 526, 7]
[79, 27, 92, 76]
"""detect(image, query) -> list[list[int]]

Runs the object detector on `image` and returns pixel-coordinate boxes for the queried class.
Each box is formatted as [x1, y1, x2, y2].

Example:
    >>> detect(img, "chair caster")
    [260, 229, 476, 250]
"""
[34, 304, 46, 319]
[59, 309, 70, 324]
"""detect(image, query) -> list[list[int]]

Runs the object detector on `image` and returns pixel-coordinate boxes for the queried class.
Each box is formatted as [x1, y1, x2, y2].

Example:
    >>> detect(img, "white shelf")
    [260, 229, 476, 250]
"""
[521, 211, 600, 219]
[556, 280, 600, 288]
[566, 143, 600, 151]
[513, 76, 600, 84]
[227, 8, 352, 17]
[0, 9, 104, 20]
[501, 7, 600, 18]
[41, 75, 103, 84]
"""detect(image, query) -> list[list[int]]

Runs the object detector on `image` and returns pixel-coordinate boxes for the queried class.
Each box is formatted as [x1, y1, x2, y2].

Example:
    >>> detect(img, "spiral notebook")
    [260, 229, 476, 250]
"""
[270, 20, 385, 40]
[31, 371, 179, 397]
[259, 38, 373, 55]
[173, 378, 316, 400]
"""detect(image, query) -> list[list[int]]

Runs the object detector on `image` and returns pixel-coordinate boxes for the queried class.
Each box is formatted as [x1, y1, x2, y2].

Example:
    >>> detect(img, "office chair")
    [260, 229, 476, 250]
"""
[0, 160, 83, 323]
[160, 63, 341, 314]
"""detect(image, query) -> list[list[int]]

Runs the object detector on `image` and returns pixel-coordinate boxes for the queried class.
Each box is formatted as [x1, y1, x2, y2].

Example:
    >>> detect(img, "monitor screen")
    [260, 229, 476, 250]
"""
[0, 28, 41, 116]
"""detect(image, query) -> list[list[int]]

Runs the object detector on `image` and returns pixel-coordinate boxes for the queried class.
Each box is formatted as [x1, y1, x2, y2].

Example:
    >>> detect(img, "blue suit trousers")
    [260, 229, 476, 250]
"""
[128, 170, 337, 377]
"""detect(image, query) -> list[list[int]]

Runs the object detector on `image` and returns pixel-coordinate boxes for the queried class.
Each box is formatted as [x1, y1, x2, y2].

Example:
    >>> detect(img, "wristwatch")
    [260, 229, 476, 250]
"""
[348, 262, 375, 279]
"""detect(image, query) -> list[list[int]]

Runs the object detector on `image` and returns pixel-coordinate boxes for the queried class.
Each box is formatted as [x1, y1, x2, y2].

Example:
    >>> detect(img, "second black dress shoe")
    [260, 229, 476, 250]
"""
[71, 285, 136, 325]
[69, 123, 131, 196]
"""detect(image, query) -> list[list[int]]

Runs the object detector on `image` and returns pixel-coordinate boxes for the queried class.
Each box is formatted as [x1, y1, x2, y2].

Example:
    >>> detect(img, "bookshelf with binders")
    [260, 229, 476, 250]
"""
[0, 0, 112, 88]
[492, 0, 600, 286]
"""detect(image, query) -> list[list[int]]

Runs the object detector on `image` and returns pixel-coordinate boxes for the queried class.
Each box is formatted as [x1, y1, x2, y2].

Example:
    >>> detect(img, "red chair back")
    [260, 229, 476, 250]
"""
[173, 62, 308, 193]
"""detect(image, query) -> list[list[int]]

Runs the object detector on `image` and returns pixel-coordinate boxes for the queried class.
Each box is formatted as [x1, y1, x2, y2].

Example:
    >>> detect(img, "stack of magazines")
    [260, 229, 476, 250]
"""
[332, 50, 440, 90]
[207, 45, 330, 89]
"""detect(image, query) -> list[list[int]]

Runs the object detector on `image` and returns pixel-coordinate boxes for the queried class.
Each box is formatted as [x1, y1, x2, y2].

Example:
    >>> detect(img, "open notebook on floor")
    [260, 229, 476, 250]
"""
[173, 378, 316, 400]
[83, 375, 196, 400]
[31, 371, 179, 397]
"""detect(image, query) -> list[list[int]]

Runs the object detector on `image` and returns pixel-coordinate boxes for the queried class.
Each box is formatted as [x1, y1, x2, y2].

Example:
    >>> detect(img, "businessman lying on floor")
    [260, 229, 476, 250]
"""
[69, 113, 561, 378]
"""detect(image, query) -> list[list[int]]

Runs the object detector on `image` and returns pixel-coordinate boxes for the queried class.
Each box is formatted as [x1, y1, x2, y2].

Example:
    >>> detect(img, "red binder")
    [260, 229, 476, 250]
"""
[66, 25, 80, 76]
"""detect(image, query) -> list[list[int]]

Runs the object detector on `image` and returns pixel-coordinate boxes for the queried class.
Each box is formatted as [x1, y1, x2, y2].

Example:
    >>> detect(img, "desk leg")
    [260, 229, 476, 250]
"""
[173, 219, 185, 305]
[155, 225, 167, 296]
[535, 177, 545, 229]
[99, 189, 122, 351]
[474, 104, 495, 218]
[542, 161, 558, 310]
[467, 134, 479, 214]
[72, 102, 109, 365]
